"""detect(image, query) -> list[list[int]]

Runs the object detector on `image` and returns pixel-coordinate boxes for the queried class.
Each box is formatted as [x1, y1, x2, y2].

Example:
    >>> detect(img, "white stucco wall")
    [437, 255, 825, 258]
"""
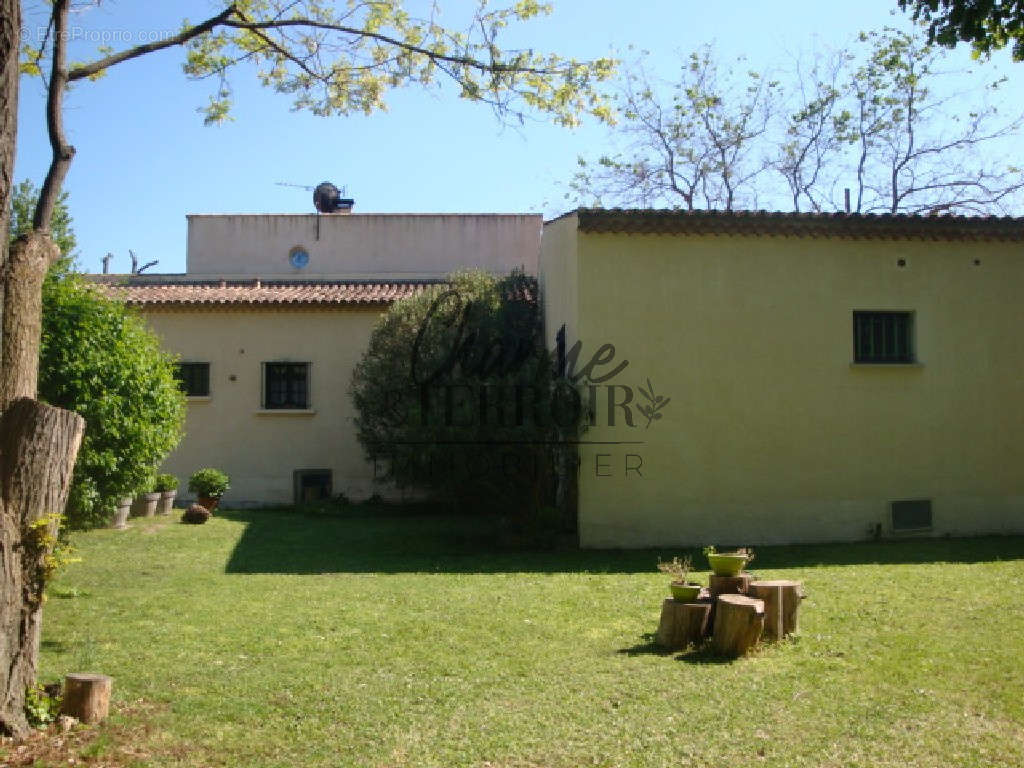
[186, 214, 541, 279]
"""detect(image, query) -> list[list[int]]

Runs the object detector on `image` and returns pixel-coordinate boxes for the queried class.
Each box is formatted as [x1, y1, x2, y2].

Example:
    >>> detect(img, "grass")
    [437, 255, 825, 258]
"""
[10, 509, 1024, 767]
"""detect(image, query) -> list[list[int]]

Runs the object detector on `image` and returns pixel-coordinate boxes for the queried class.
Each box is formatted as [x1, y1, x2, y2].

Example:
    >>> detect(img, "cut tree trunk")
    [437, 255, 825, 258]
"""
[708, 573, 752, 601]
[61, 674, 111, 724]
[748, 580, 804, 640]
[0, 399, 84, 736]
[655, 599, 712, 650]
[712, 594, 765, 657]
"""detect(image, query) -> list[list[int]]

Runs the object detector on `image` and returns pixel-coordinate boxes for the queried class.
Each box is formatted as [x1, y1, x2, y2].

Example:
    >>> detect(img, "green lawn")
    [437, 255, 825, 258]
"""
[16, 510, 1024, 767]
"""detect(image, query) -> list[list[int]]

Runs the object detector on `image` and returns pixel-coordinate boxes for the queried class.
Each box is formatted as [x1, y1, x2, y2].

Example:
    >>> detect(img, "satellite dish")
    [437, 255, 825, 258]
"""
[313, 181, 354, 213]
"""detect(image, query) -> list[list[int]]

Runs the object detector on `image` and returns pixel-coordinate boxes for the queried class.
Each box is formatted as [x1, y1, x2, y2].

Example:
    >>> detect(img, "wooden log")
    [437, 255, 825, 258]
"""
[712, 595, 765, 657]
[708, 573, 752, 601]
[655, 599, 712, 650]
[61, 674, 112, 724]
[748, 580, 804, 639]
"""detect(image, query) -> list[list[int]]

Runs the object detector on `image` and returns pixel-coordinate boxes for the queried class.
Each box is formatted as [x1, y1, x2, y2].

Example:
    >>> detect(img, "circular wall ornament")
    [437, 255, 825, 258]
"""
[289, 247, 310, 269]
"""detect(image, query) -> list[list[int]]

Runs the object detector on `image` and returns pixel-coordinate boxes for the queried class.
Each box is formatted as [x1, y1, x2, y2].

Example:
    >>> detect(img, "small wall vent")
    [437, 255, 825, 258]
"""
[891, 499, 932, 532]
[294, 469, 332, 504]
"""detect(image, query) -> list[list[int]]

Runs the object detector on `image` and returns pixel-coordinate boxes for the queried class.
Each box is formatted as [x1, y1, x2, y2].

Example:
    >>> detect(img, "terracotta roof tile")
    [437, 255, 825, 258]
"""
[567, 208, 1024, 241]
[97, 280, 436, 307]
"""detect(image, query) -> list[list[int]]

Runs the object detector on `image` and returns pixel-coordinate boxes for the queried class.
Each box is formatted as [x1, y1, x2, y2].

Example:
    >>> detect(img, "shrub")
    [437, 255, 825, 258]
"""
[350, 269, 581, 535]
[38, 264, 186, 529]
[188, 468, 230, 498]
[154, 474, 178, 493]
[181, 504, 211, 524]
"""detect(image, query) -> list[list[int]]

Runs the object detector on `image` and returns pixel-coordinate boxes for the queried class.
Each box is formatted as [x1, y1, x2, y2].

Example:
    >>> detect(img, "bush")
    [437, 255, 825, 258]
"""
[350, 269, 581, 534]
[38, 265, 186, 529]
[188, 468, 230, 498]
[154, 474, 178, 493]
[181, 504, 211, 524]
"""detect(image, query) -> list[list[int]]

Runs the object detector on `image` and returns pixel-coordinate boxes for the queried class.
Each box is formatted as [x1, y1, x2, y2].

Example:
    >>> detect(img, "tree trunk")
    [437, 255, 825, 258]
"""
[0, 0, 21, 370]
[0, 399, 84, 736]
[655, 598, 712, 650]
[62, 673, 112, 724]
[1, 234, 58, 409]
[748, 580, 804, 640]
[708, 573, 752, 601]
[711, 594, 765, 657]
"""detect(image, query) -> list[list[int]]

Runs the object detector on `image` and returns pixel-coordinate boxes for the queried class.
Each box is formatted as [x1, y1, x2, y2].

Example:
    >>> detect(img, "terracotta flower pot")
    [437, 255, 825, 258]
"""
[111, 497, 132, 529]
[131, 492, 161, 518]
[197, 495, 220, 512]
[157, 490, 177, 515]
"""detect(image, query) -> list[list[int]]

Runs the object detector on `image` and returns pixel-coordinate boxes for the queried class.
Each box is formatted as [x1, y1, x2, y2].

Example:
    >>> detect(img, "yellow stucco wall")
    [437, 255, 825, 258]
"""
[141, 307, 395, 506]
[569, 229, 1024, 547]
[539, 214, 580, 350]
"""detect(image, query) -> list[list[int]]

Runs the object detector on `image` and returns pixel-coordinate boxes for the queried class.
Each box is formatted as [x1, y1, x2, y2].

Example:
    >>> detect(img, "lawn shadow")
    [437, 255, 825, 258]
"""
[616, 633, 675, 657]
[674, 645, 735, 665]
[41, 639, 69, 653]
[616, 634, 734, 664]
[221, 508, 1024, 575]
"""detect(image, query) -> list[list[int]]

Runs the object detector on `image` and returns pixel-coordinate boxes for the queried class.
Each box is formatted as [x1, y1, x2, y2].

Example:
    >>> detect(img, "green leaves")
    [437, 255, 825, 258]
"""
[350, 269, 576, 521]
[899, 0, 1024, 62]
[39, 270, 186, 529]
[170, 1, 615, 127]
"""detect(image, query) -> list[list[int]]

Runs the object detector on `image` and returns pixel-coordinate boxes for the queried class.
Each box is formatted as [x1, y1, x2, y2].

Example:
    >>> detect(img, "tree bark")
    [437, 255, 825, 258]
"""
[656, 598, 711, 650]
[711, 594, 765, 657]
[708, 573, 752, 601]
[0, 0, 21, 375]
[0, 399, 84, 736]
[0, 234, 58, 410]
[61, 673, 111, 724]
[748, 580, 804, 640]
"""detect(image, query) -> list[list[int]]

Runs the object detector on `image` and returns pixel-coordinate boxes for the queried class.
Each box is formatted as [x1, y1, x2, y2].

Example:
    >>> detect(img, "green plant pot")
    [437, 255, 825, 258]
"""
[707, 553, 749, 576]
[670, 582, 702, 602]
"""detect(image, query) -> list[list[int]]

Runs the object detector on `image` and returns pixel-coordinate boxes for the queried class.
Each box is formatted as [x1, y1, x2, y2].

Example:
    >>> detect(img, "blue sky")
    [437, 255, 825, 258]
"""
[14, 0, 1024, 274]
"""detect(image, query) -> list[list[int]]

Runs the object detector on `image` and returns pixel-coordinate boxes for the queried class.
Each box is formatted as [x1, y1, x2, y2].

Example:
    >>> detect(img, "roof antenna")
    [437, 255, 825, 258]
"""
[130, 249, 159, 274]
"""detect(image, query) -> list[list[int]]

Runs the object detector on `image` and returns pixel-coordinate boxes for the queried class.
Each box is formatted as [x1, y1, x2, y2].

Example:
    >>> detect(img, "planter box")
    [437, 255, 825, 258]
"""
[157, 490, 177, 515]
[131, 492, 161, 518]
[110, 497, 131, 529]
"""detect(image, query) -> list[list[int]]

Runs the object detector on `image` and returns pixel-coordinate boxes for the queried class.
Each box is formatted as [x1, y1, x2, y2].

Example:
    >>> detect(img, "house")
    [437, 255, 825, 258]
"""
[102, 206, 1024, 546]
[101, 211, 541, 506]
[539, 209, 1024, 546]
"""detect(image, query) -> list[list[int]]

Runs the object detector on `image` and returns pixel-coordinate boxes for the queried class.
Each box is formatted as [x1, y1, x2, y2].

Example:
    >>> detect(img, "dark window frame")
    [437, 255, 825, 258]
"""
[175, 362, 211, 397]
[293, 469, 332, 504]
[262, 362, 311, 410]
[853, 311, 915, 364]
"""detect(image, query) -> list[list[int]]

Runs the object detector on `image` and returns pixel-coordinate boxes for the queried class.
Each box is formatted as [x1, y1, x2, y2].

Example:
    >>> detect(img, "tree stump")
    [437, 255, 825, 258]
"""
[655, 599, 712, 650]
[712, 595, 765, 657]
[708, 573, 752, 601]
[61, 674, 112, 724]
[748, 580, 804, 640]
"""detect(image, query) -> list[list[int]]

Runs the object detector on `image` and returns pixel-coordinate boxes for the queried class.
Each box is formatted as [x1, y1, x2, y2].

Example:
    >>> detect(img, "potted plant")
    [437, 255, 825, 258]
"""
[188, 468, 230, 512]
[111, 496, 132, 529]
[658, 556, 702, 602]
[154, 473, 178, 515]
[130, 477, 161, 518]
[703, 545, 755, 577]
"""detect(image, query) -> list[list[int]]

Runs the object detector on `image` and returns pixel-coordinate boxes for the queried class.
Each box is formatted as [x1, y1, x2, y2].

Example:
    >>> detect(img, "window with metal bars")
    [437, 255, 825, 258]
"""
[853, 312, 914, 364]
[175, 362, 210, 397]
[263, 362, 310, 409]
